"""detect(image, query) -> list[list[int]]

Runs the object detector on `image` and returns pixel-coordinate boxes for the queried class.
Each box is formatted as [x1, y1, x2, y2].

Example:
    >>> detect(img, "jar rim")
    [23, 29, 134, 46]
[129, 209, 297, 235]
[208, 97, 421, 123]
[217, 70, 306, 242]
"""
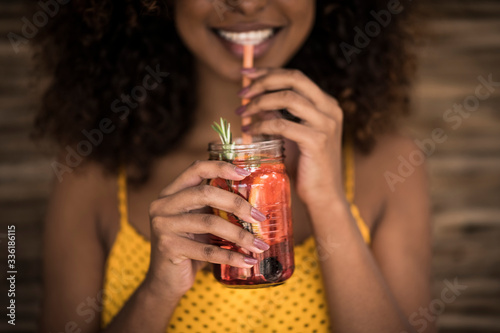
[208, 135, 283, 152]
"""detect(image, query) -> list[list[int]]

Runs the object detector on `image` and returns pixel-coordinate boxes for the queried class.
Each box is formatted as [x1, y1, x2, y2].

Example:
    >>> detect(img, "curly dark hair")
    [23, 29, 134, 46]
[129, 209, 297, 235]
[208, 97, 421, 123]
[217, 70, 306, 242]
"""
[33, 0, 416, 184]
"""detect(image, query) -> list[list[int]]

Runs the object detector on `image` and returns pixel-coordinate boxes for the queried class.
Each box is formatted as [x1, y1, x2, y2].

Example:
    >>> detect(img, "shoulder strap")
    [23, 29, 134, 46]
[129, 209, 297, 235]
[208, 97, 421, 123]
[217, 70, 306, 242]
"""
[343, 139, 371, 244]
[117, 166, 129, 229]
[343, 138, 355, 203]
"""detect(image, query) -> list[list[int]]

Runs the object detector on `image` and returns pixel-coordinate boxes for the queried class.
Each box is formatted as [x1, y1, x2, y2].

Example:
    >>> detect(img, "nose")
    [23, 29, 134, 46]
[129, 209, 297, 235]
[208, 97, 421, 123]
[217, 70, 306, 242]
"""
[227, 0, 268, 16]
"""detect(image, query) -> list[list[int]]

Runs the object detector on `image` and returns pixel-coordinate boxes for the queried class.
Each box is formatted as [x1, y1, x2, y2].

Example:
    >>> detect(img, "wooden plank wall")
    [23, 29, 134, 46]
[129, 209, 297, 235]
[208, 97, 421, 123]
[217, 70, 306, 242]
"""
[408, 1, 500, 332]
[0, 0, 499, 332]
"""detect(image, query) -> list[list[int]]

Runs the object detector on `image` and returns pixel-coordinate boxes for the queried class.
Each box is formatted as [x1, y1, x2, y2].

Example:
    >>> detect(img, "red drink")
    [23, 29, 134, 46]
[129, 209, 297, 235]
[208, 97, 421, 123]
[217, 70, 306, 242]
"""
[208, 137, 294, 288]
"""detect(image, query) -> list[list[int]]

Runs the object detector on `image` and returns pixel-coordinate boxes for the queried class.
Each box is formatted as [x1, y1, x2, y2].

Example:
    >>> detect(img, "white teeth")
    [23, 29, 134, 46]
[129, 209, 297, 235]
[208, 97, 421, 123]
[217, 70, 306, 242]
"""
[217, 28, 274, 45]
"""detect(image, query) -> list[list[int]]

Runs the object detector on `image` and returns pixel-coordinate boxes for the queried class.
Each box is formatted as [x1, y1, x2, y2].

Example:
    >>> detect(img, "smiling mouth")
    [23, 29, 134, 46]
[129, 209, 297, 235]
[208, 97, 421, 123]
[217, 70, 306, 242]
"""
[212, 27, 282, 46]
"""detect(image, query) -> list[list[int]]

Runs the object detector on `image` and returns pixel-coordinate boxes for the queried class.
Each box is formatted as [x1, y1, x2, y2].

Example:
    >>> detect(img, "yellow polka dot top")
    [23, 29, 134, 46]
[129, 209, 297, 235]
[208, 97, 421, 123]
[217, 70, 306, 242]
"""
[101, 141, 371, 332]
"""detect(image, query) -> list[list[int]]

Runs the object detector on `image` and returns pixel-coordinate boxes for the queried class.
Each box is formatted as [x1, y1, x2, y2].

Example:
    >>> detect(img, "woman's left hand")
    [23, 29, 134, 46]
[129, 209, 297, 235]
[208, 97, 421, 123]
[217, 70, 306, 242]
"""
[238, 68, 347, 210]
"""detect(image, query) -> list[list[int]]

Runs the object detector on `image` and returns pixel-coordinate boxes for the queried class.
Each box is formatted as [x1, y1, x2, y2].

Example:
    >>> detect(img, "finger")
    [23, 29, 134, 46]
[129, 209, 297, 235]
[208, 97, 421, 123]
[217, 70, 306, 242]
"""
[239, 68, 325, 109]
[151, 185, 267, 224]
[158, 214, 270, 254]
[257, 109, 282, 121]
[241, 67, 268, 78]
[237, 90, 327, 128]
[160, 160, 251, 197]
[243, 118, 328, 151]
[174, 237, 259, 268]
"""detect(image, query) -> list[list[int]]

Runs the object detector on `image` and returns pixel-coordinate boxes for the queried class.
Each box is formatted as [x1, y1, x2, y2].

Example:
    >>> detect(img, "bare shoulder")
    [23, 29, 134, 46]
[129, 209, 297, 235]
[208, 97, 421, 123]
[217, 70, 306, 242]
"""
[379, 132, 428, 194]
[353, 131, 430, 235]
[358, 131, 429, 196]
[51, 158, 115, 194]
[364, 132, 426, 167]
[46, 158, 118, 247]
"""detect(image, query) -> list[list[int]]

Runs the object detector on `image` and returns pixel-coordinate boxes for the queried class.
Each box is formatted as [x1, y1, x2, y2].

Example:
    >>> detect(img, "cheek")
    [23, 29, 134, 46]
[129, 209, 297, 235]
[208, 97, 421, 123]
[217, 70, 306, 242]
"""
[173, 1, 211, 51]
[279, 0, 316, 58]
[290, 1, 315, 37]
[174, 1, 239, 79]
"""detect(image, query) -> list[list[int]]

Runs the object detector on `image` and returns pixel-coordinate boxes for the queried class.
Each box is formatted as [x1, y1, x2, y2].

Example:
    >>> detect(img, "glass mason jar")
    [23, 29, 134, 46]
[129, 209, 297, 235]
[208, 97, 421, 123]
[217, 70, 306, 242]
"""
[208, 135, 295, 288]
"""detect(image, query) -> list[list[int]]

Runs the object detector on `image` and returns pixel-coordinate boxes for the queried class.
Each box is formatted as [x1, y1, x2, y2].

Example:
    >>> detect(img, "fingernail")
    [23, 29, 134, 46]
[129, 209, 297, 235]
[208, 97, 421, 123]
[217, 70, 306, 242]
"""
[235, 105, 246, 115]
[241, 124, 251, 132]
[251, 207, 267, 222]
[253, 238, 270, 251]
[243, 257, 258, 265]
[238, 87, 250, 97]
[235, 167, 251, 176]
[241, 67, 257, 73]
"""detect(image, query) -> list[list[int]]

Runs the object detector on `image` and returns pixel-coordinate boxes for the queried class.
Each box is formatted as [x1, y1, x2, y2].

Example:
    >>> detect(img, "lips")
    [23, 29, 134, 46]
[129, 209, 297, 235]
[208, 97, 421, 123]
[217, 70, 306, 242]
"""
[210, 23, 284, 58]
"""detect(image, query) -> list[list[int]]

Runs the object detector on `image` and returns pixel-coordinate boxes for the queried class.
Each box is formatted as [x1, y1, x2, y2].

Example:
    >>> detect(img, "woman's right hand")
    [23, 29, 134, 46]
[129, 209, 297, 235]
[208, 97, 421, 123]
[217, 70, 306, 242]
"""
[143, 160, 270, 300]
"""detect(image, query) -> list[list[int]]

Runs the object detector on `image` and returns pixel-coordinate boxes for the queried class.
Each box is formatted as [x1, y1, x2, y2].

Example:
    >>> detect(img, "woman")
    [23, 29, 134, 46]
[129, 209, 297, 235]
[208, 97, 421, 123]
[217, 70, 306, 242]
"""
[36, 0, 433, 332]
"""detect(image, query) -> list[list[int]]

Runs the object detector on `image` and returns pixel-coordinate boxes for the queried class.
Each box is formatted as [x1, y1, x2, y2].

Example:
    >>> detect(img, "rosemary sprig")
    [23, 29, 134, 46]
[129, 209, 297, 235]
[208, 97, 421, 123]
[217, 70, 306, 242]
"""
[211, 117, 232, 145]
[211, 117, 235, 160]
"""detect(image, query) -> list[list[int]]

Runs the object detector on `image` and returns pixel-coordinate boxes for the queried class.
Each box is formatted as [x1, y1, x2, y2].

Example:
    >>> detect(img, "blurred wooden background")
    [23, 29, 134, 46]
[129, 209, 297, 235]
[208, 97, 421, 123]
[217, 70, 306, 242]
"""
[0, 0, 499, 332]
